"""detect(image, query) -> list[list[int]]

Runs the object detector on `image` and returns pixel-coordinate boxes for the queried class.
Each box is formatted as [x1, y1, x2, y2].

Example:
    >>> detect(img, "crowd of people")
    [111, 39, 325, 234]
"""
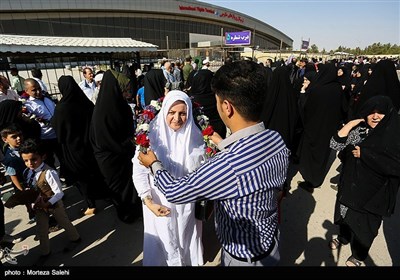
[0, 54, 399, 267]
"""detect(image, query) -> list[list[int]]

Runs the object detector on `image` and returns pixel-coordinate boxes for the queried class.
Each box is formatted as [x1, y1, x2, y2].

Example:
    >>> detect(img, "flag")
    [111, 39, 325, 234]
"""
[301, 39, 310, 50]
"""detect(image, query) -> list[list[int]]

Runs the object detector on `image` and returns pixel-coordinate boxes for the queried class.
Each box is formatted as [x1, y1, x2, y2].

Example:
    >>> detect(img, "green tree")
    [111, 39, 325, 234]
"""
[309, 44, 319, 53]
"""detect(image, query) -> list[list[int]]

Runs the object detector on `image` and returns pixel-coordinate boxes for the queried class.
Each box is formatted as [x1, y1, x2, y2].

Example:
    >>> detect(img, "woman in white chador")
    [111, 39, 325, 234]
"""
[132, 90, 205, 266]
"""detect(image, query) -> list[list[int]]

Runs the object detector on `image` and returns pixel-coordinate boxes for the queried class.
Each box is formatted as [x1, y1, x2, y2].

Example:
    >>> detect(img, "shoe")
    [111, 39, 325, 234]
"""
[63, 237, 82, 253]
[33, 252, 51, 266]
[1, 234, 23, 244]
[329, 238, 342, 250]
[330, 184, 338, 191]
[298, 181, 315, 193]
[82, 207, 96, 215]
[48, 225, 62, 233]
[28, 212, 36, 223]
[28, 211, 35, 220]
[346, 256, 362, 267]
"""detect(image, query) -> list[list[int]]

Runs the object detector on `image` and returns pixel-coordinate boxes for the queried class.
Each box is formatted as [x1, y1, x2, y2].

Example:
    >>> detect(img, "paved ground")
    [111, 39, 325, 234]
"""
[1, 155, 398, 269]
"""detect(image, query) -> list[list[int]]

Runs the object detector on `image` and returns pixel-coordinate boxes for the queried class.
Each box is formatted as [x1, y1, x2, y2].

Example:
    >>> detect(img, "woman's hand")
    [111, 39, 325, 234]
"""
[352, 146, 361, 158]
[338, 119, 365, 137]
[347, 118, 365, 128]
[145, 199, 171, 217]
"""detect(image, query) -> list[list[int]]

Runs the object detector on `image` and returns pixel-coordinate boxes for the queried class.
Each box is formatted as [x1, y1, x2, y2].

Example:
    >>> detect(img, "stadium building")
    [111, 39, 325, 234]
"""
[1, 0, 292, 55]
[0, 0, 292, 93]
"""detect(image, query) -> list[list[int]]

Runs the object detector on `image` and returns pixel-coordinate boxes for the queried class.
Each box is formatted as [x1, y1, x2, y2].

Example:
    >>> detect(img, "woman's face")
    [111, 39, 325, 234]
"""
[166, 100, 187, 131]
[337, 68, 343, 76]
[367, 111, 385, 128]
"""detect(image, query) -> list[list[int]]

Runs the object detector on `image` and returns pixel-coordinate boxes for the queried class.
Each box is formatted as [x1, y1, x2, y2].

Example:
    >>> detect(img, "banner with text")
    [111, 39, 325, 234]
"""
[301, 39, 310, 50]
[225, 31, 251, 45]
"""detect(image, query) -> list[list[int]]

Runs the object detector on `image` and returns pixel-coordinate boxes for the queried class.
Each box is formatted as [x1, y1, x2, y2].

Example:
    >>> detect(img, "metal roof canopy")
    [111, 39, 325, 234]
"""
[0, 34, 158, 54]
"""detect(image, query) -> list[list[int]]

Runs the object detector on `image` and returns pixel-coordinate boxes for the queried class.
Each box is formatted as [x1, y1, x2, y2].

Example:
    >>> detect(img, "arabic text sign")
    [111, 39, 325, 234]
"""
[225, 31, 251, 45]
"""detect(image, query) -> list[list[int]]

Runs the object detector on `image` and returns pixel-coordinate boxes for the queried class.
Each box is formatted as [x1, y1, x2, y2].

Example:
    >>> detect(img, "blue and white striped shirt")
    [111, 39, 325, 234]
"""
[151, 123, 290, 260]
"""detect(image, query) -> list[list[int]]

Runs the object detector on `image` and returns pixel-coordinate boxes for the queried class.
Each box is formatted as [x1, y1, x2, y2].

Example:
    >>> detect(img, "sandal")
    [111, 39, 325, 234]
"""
[329, 238, 342, 250]
[346, 256, 362, 267]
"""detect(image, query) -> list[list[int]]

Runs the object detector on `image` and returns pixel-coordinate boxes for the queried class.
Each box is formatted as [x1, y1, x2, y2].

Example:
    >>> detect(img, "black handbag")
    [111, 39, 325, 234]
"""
[195, 200, 214, 221]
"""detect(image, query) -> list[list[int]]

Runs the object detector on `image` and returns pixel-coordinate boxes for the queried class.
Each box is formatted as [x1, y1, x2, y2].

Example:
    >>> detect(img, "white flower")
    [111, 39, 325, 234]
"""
[137, 123, 150, 132]
[150, 100, 161, 111]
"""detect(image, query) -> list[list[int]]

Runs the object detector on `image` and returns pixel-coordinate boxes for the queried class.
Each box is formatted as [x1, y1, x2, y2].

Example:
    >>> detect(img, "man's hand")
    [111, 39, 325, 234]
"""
[138, 150, 158, 168]
[210, 132, 223, 145]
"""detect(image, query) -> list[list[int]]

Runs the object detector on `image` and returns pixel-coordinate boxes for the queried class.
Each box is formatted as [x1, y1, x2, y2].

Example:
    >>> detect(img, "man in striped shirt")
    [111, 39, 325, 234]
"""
[138, 60, 289, 266]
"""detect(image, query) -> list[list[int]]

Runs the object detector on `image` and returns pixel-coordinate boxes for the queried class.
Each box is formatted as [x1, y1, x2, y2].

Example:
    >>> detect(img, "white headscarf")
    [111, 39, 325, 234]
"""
[148, 90, 205, 177]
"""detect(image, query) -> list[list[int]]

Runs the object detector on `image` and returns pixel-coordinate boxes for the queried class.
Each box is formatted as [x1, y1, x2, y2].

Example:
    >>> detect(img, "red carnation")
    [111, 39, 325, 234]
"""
[142, 110, 155, 120]
[193, 101, 202, 108]
[136, 134, 150, 148]
[202, 125, 214, 137]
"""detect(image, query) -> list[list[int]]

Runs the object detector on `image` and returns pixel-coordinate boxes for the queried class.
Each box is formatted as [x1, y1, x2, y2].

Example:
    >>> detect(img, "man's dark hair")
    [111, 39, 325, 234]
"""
[19, 139, 45, 156]
[0, 124, 22, 139]
[224, 56, 233, 65]
[211, 60, 268, 122]
[31, 68, 43, 79]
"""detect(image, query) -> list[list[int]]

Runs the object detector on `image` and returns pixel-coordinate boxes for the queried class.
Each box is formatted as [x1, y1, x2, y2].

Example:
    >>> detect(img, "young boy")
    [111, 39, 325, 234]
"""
[1, 124, 35, 220]
[19, 139, 81, 263]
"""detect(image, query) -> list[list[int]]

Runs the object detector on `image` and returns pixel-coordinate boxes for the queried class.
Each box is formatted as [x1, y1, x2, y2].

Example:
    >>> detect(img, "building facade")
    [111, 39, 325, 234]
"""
[0, 0, 292, 53]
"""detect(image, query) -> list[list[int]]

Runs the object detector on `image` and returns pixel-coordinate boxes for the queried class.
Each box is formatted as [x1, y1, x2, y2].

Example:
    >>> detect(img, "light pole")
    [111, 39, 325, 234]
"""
[166, 35, 169, 59]
[252, 45, 259, 61]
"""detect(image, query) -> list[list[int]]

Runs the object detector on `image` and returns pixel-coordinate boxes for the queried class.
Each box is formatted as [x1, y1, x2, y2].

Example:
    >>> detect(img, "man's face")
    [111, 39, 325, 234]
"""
[215, 94, 227, 123]
[84, 69, 94, 82]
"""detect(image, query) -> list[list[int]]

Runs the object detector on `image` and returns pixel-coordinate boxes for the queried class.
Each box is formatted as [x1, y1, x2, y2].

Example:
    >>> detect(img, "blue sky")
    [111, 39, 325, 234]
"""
[199, 0, 400, 51]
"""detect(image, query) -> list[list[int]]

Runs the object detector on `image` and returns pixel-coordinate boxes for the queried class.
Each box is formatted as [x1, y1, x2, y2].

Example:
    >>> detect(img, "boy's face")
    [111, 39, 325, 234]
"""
[25, 82, 43, 99]
[21, 152, 44, 170]
[2, 133, 23, 148]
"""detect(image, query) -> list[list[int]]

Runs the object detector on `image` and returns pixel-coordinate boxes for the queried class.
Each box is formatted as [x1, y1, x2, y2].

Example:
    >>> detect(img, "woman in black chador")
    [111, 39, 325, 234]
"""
[51, 76, 109, 215]
[90, 70, 141, 223]
[296, 63, 343, 192]
[351, 59, 400, 118]
[261, 65, 298, 153]
[188, 68, 226, 138]
[329, 96, 400, 266]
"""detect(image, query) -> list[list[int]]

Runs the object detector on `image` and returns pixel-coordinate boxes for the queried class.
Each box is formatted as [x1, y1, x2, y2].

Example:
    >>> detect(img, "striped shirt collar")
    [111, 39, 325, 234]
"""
[218, 122, 265, 151]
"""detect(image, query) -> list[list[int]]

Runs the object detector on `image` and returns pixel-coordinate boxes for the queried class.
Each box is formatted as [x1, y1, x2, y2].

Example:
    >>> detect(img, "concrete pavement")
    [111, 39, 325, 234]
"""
[1, 155, 398, 267]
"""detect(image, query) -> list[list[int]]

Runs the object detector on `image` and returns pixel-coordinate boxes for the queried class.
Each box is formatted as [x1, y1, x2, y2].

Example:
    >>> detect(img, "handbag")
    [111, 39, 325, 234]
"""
[195, 200, 214, 221]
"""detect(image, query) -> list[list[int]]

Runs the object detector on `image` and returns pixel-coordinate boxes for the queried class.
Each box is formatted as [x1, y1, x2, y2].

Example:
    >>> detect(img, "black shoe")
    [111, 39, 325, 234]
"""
[298, 181, 315, 193]
[63, 237, 82, 253]
[28, 211, 36, 220]
[1, 234, 23, 244]
[33, 252, 51, 266]
[48, 225, 62, 233]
